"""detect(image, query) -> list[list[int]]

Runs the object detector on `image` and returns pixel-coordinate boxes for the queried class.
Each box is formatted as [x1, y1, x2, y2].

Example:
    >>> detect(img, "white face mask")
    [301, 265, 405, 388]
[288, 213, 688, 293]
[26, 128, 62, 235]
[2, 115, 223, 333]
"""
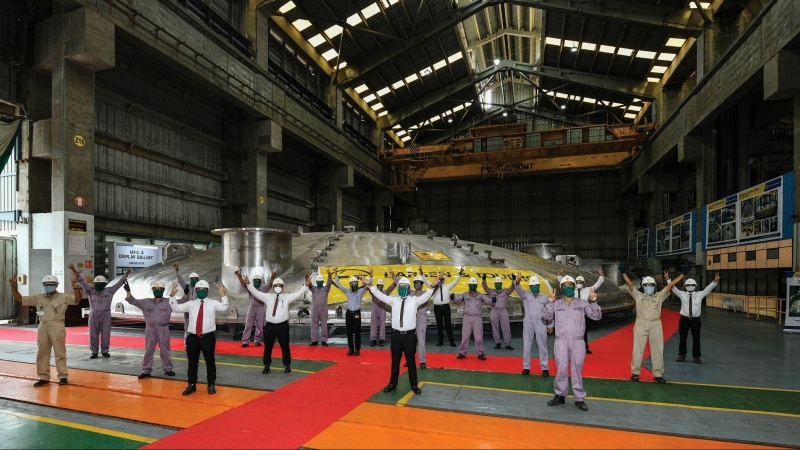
[576, 283, 584, 290]
[274, 286, 283, 294]
[686, 285, 696, 292]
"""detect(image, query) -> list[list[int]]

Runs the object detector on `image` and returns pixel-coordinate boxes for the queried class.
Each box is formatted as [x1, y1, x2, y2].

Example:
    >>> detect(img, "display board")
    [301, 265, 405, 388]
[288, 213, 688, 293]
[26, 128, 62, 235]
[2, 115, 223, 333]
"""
[655, 211, 695, 257]
[784, 272, 800, 333]
[627, 228, 650, 260]
[111, 242, 163, 275]
[703, 172, 794, 250]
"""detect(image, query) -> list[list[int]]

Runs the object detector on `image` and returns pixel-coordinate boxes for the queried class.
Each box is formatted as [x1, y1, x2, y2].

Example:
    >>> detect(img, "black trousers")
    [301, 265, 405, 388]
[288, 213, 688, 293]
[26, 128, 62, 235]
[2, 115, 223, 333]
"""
[434, 304, 454, 344]
[678, 315, 702, 358]
[389, 329, 418, 388]
[263, 320, 291, 367]
[345, 309, 362, 351]
[186, 332, 216, 385]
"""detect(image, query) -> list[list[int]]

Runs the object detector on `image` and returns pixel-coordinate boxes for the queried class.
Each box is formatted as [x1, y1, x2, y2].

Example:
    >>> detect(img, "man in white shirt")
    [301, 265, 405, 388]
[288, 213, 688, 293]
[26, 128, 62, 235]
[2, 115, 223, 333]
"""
[665, 271, 720, 364]
[246, 276, 310, 374]
[423, 266, 463, 347]
[362, 273, 442, 395]
[558, 268, 604, 354]
[170, 281, 229, 395]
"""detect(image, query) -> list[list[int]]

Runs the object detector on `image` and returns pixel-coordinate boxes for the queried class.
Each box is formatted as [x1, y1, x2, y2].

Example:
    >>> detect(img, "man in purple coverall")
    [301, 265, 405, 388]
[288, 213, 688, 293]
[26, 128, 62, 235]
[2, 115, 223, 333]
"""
[308, 269, 333, 346]
[482, 274, 516, 350]
[452, 277, 494, 360]
[514, 274, 552, 377]
[543, 275, 602, 411]
[369, 268, 396, 347]
[235, 269, 275, 348]
[69, 264, 130, 359]
[123, 280, 176, 379]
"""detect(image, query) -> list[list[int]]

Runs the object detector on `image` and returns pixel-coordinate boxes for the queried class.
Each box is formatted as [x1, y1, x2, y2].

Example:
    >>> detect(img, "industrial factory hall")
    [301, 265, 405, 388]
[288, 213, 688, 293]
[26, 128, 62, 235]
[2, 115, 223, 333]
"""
[0, 0, 799, 448]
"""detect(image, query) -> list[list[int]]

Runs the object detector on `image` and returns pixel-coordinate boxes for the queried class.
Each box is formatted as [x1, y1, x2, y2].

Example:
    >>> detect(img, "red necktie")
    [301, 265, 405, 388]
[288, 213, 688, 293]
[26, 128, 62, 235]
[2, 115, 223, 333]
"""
[196, 300, 204, 335]
[272, 295, 280, 317]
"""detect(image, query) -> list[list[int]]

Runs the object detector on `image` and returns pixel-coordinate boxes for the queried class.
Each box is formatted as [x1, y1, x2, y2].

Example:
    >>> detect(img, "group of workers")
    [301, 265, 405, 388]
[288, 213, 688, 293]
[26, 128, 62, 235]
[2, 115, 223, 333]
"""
[8, 261, 719, 411]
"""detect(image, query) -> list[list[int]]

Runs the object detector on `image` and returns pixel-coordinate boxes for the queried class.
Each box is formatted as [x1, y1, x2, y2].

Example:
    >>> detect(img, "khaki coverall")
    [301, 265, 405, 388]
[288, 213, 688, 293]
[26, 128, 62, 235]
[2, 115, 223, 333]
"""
[630, 288, 668, 378]
[21, 292, 80, 381]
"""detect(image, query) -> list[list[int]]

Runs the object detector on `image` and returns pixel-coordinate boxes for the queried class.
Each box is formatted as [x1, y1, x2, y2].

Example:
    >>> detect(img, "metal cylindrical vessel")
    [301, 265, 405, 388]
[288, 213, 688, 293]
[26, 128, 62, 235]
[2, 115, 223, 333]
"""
[522, 243, 564, 261]
[212, 228, 293, 294]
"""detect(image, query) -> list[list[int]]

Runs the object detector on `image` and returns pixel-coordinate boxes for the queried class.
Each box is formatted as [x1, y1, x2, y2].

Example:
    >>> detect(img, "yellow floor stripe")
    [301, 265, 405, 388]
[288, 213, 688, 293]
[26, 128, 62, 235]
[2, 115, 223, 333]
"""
[669, 380, 800, 393]
[0, 408, 156, 443]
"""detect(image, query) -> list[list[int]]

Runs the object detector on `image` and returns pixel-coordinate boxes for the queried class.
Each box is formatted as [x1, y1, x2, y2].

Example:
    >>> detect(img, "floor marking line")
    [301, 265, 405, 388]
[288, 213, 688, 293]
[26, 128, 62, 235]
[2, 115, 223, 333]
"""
[669, 380, 800, 393]
[0, 408, 157, 443]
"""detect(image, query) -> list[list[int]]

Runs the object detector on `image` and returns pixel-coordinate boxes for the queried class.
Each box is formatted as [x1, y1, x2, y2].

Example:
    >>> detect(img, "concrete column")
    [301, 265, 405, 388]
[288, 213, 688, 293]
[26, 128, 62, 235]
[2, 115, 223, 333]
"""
[254, 8, 270, 72]
[373, 190, 393, 232]
[318, 166, 353, 231]
[228, 119, 282, 227]
[327, 87, 344, 129]
[735, 96, 751, 191]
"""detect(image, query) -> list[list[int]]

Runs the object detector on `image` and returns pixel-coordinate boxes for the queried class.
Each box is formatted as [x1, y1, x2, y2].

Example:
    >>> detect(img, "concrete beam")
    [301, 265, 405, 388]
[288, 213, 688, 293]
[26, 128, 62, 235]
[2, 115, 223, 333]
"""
[678, 134, 703, 163]
[764, 49, 800, 101]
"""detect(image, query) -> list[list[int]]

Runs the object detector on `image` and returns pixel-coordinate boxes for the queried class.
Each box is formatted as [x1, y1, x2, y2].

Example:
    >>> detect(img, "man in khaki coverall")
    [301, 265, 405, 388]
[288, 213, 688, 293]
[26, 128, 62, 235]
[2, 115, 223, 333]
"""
[621, 265, 683, 384]
[9, 274, 83, 386]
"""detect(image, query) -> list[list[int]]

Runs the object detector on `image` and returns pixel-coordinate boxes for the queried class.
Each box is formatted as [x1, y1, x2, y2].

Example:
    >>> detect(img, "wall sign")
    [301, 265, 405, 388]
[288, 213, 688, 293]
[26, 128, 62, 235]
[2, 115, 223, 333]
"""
[73, 135, 86, 147]
[655, 211, 695, 257]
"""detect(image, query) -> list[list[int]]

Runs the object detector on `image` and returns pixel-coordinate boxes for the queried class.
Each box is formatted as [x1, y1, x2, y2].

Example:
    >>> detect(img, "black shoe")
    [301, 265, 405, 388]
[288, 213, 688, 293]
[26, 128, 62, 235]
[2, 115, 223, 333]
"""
[478, 354, 486, 361]
[542, 370, 550, 378]
[207, 385, 216, 394]
[322, 342, 328, 346]
[457, 354, 466, 359]
[450, 341, 456, 347]
[383, 385, 397, 393]
[411, 386, 422, 395]
[90, 354, 98, 359]
[436, 341, 443, 347]
[505, 345, 514, 350]
[285, 366, 291, 373]
[655, 377, 667, 384]
[255, 342, 261, 347]
[58, 378, 68, 385]
[575, 401, 588, 411]
[676, 354, 686, 362]
[33, 380, 48, 387]
[494, 343, 501, 349]
[522, 369, 530, 375]
[347, 350, 355, 356]
[354, 350, 360, 356]
[420, 363, 427, 369]
[370, 340, 377, 347]
[241, 343, 249, 348]
[378, 340, 385, 347]
[631, 374, 639, 382]
[262, 366, 270, 374]
[586, 348, 593, 354]
[138, 373, 151, 379]
[165, 371, 175, 376]
[309, 341, 318, 346]
[182, 384, 196, 396]
[102, 353, 110, 358]
[693, 357, 703, 364]
[547, 395, 566, 406]
[403, 362, 408, 367]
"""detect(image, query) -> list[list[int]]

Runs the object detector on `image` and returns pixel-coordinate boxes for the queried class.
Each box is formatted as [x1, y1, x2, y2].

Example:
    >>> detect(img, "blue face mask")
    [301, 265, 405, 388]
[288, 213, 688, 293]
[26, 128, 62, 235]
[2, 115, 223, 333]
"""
[644, 285, 656, 295]
[398, 286, 410, 297]
[562, 286, 575, 298]
[44, 285, 57, 294]
[530, 286, 540, 294]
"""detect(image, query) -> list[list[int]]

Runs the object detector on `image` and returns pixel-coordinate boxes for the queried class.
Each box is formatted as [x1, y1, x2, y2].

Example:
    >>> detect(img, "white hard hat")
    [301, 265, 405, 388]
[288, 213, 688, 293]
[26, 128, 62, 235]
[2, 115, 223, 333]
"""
[561, 275, 576, 286]
[493, 276, 503, 283]
[315, 274, 324, 282]
[273, 278, 284, 285]
[151, 281, 165, 289]
[252, 274, 263, 281]
[528, 276, 540, 285]
[684, 278, 697, 286]
[376, 278, 385, 285]
[349, 276, 359, 283]
[195, 280, 210, 289]
[642, 276, 656, 286]
[398, 277, 410, 286]
[42, 275, 58, 284]
[414, 275, 425, 282]
[94, 275, 108, 283]
[189, 272, 199, 278]
[468, 277, 478, 285]
[575, 276, 585, 283]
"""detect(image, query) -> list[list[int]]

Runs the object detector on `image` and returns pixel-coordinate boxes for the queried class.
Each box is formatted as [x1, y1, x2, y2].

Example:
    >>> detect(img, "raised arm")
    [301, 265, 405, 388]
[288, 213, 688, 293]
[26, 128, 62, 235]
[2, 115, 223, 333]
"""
[481, 275, 491, 294]
[283, 284, 310, 303]
[513, 274, 527, 298]
[584, 289, 602, 321]
[591, 273, 604, 291]
[69, 264, 93, 296]
[445, 273, 462, 291]
[124, 292, 144, 309]
[699, 272, 720, 297]
[246, 282, 270, 302]
[106, 268, 131, 293]
[665, 273, 684, 292]
[361, 276, 394, 306]
[450, 293, 465, 305]
[212, 284, 229, 311]
[332, 270, 347, 292]
[621, 266, 636, 292]
[175, 266, 187, 290]
[169, 295, 191, 312]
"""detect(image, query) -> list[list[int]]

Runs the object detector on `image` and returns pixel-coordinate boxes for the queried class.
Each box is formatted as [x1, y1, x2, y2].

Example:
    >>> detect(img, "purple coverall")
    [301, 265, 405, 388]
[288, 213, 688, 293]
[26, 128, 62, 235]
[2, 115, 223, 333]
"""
[370, 282, 396, 341]
[76, 273, 127, 355]
[124, 295, 173, 374]
[308, 277, 332, 344]
[452, 291, 493, 356]
[543, 297, 602, 402]
[241, 279, 272, 345]
[514, 280, 552, 372]
[483, 278, 515, 346]
[175, 271, 196, 340]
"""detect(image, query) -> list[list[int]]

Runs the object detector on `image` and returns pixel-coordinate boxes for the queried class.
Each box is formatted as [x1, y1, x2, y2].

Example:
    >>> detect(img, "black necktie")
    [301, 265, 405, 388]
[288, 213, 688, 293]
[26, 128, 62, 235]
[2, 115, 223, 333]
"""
[689, 293, 693, 317]
[272, 294, 280, 316]
[400, 298, 406, 327]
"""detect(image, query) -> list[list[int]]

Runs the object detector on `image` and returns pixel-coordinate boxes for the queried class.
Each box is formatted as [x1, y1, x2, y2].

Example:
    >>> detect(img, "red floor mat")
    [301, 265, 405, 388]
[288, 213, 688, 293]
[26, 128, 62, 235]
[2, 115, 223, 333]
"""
[144, 361, 388, 449]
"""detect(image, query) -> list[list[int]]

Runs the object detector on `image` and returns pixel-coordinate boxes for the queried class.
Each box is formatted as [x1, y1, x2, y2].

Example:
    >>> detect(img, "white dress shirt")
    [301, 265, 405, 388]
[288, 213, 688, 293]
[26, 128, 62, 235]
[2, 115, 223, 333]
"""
[424, 275, 460, 305]
[668, 280, 718, 318]
[247, 284, 309, 324]
[170, 295, 229, 335]
[558, 275, 604, 300]
[369, 286, 435, 331]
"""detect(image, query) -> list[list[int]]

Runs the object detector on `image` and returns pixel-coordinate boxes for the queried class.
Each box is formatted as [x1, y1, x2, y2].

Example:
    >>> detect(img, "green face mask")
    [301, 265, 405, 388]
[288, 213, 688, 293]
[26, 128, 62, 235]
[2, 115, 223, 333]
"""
[152, 289, 164, 298]
[562, 286, 575, 298]
[530, 286, 540, 294]
[398, 286, 410, 297]
[190, 278, 199, 287]
[468, 284, 477, 292]
[253, 280, 262, 288]
[196, 290, 208, 299]
[94, 283, 107, 291]
[494, 282, 502, 290]
[316, 281, 323, 288]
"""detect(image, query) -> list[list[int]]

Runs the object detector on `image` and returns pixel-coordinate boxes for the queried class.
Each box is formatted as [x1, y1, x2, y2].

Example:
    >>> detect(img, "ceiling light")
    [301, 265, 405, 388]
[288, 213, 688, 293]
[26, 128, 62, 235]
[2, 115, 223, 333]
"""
[396, 130, 406, 136]
[392, 80, 405, 89]
[433, 60, 447, 70]
[336, 62, 347, 69]
[453, 105, 464, 112]
[570, 44, 578, 52]
[448, 53, 463, 63]
[448, 118, 453, 123]
[494, 58, 501, 65]
[581, 42, 597, 51]
[689, 2, 711, 9]
[404, 73, 419, 83]
[560, 104, 566, 110]
[628, 105, 642, 111]
[373, 102, 384, 111]
[420, 67, 432, 76]
[392, 124, 401, 129]
[362, 3, 381, 19]
[502, 111, 508, 116]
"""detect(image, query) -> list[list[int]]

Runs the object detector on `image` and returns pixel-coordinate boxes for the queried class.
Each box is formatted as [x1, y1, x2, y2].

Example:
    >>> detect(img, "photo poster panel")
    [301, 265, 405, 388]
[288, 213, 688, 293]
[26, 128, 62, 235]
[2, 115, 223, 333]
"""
[703, 172, 794, 250]
[655, 211, 696, 257]
[627, 228, 650, 260]
[784, 272, 800, 333]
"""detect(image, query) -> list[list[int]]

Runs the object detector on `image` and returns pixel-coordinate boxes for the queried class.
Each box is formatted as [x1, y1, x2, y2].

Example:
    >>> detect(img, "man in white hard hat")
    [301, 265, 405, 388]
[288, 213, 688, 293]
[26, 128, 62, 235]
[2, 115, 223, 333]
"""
[558, 267, 604, 354]
[421, 266, 463, 348]
[620, 263, 683, 384]
[452, 277, 494, 360]
[123, 280, 176, 378]
[68, 264, 130, 359]
[481, 274, 516, 350]
[9, 274, 83, 386]
[308, 268, 334, 346]
[173, 263, 199, 343]
[333, 268, 372, 356]
[170, 280, 229, 395]
[543, 275, 601, 411]
[514, 274, 552, 377]
[361, 273, 443, 395]
[234, 269, 275, 348]
[246, 276, 310, 374]
[369, 267, 396, 347]
[665, 268, 720, 364]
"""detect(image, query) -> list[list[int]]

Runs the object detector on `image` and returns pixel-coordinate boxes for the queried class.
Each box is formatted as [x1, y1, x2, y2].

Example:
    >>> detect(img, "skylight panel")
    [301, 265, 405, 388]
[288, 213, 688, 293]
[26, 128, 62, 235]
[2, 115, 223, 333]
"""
[396, 130, 407, 136]
[362, 3, 381, 19]
[392, 124, 401, 129]
[346, 14, 362, 26]
[292, 19, 311, 32]
[404, 73, 419, 83]
[392, 80, 405, 89]
[373, 103, 384, 111]
[555, 92, 568, 99]
[447, 52, 463, 63]
[420, 67, 433, 76]
[401, 135, 411, 141]
[628, 105, 642, 111]
[321, 49, 338, 61]
[377, 87, 391, 96]
[433, 59, 447, 70]
[582, 97, 596, 103]
[651, 65, 668, 73]
[689, 2, 711, 9]
[658, 53, 677, 61]
[378, 111, 388, 117]
[635, 50, 657, 59]
[545, 37, 562, 46]
[581, 42, 597, 51]
[325, 25, 343, 38]
[617, 48, 634, 56]
[599, 45, 616, 54]
[611, 102, 622, 107]
[363, 94, 376, 102]
[647, 77, 661, 83]
[453, 104, 464, 112]
[563, 39, 578, 48]
[308, 34, 326, 47]
[665, 38, 687, 47]
[336, 62, 347, 69]
[354, 84, 369, 94]
[279, 1, 296, 13]
[624, 113, 637, 119]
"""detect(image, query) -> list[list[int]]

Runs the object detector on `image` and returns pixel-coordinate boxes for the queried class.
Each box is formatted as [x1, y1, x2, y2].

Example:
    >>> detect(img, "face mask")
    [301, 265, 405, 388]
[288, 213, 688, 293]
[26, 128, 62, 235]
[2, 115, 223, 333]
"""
[562, 286, 575, 298]
[576, 283, 584, 290]
[644, 286, 655, 295]
[530, 286, 540, 294]
[196, 290, 208, 299]
[44, 285, 57, 294]
[376, 284, 384, 291]
[190, 278, 199, 287]
[350, 283, 358, 292]
[468, 284, 477, 292]
[94, 283, 107, 291]
[686, 285, 696, 292]
[274, 286, 283, 294]
[398, 286, 410, 297]
[494, 283, 502, 290]
[414, 282, 423, 290]
[253, 280, 262, 288]
[316, 281, 324, 288]
[153, 289, 164, 298]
